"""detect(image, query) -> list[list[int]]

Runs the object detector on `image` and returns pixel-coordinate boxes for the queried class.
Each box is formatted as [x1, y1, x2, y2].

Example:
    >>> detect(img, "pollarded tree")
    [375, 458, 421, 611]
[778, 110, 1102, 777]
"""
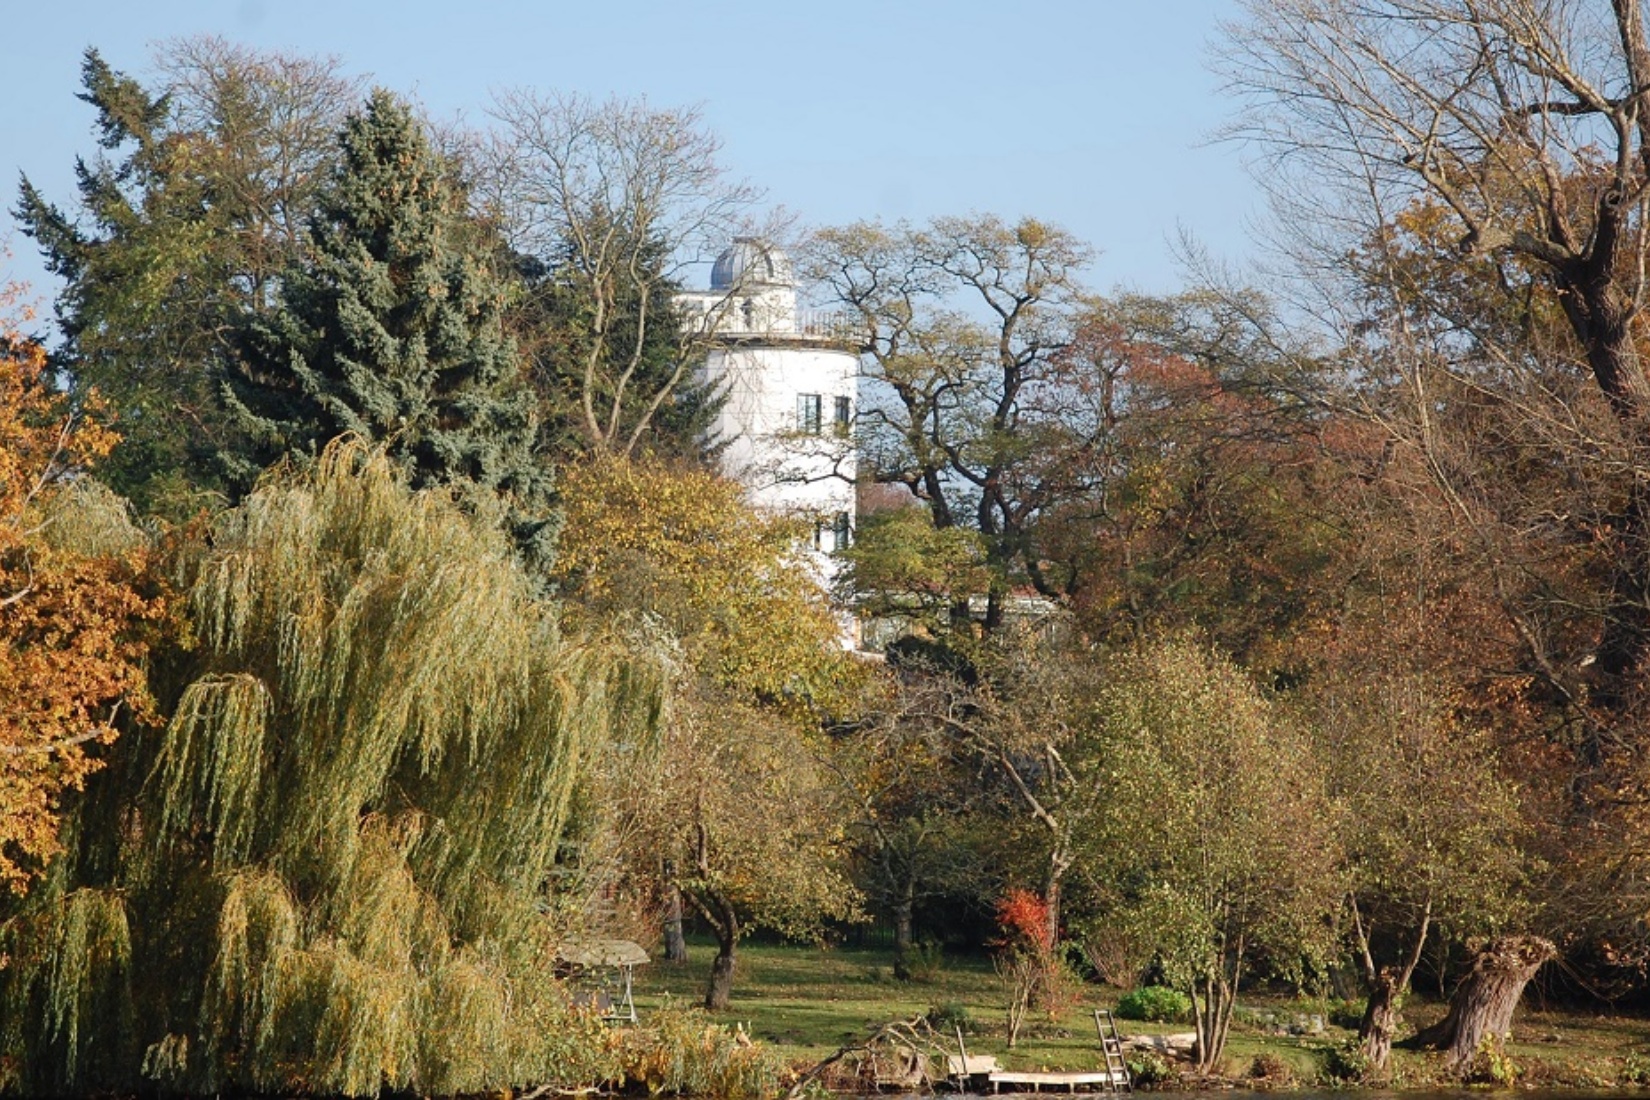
[0, 441, 663, 1096]
[1307, 669, 1530, 1075]
[226, 90, 554, 565]
[1076, 639, 1342, 1074]
[15, 41, 359, 516]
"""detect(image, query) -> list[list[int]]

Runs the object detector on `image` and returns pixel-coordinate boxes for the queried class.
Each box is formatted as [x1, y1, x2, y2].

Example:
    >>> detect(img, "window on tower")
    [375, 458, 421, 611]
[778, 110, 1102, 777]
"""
[834, 395, 852, 434]
[798, 393, 823, 434]
[832, 512, 852, 552]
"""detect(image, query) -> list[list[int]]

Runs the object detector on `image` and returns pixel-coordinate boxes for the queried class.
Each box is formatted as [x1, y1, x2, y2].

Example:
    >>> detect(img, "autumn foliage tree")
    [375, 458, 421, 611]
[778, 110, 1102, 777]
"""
[1036, 293, 1349, 674]
[1226, 0, 1650, 735]
[555, 456, 854, 713]
[554, 457, 864, 1009]
[0, 291, 165, 894]
[994, 889, 1068, 1048]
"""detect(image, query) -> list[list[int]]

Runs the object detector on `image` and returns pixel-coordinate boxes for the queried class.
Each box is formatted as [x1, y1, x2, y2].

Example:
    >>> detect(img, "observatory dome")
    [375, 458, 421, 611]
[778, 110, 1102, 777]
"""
[710, 237, 794, 290]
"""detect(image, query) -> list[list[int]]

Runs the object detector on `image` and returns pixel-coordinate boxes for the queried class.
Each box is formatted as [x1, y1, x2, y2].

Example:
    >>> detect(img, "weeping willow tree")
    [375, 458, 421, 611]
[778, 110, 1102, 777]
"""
[0, 440, 665, 1097]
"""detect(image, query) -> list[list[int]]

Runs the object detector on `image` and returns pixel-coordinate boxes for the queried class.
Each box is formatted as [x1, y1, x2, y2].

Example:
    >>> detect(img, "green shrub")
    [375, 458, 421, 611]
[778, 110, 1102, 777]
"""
[904, 939, 945, 983]
[1323, 1038, 1371, 1083]
[614, 1003, 780, 1098]
[1623, 1052, 1650, 1086]
[1326, 998, 1365, 1030]
[926, 1001, 979, 1036]
[1115, 986, 1192, 1023]
[1126, 1050, 1178, 1087]
[1462, 1033, 1518, 1086]
[1249, 1051, 1294, 1084]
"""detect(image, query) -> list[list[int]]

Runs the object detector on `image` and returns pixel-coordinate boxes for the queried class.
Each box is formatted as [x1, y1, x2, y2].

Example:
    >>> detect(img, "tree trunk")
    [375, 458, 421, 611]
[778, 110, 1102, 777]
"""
[1358, 967, 1400, 1074]
[1042, 870, 1062, 952]
[1408, 935, 1555, 1073]
[1350, 893, 1429, 1079]
[1558, 266, 1650, 731]
[686, 823, 742, 1010]
[1591, 475, 1650, 732]
[661, 859, 687, 964]
[705, 938, 737, 1012]
[892, 878, 915, 981]
[684, 873, 741, 1010]
[1189, 973, 1235, 1075]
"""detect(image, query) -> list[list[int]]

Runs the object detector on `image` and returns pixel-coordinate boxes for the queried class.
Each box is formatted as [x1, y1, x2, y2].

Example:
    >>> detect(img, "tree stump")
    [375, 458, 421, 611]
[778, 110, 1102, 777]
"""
[1408, 935, 1555, 1072]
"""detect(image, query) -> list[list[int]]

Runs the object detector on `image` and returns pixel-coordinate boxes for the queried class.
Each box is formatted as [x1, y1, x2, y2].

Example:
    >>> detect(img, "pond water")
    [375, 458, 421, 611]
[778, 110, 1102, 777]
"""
[862, 1093, 1646, 1100]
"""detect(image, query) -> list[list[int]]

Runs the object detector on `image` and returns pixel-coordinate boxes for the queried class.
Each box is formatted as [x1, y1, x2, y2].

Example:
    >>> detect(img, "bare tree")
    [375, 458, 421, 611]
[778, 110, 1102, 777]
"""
[1223, 0, 1650, 722]
[155, 36, 363, 297]
[481, 92, 763, 457]
[802, 216, 1095, 630]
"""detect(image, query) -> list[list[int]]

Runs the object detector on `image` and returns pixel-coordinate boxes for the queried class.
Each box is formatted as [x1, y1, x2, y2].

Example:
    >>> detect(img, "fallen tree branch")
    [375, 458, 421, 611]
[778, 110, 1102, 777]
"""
[784, 1016, 945, 1099]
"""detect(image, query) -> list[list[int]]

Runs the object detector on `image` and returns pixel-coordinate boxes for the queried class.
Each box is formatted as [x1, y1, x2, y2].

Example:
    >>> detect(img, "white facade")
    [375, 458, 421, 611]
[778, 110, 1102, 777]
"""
[679, 238, 859, 598]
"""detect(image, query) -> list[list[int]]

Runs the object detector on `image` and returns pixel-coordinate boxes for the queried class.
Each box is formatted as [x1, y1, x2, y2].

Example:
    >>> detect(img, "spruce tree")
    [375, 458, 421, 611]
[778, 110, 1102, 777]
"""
[226, 90, 553, 564]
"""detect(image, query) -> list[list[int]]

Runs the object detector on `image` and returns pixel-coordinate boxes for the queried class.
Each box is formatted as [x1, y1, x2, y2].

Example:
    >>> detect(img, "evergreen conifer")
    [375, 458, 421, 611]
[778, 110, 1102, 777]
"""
[227, 90, 554, 565]
[14, 45, 356, 517]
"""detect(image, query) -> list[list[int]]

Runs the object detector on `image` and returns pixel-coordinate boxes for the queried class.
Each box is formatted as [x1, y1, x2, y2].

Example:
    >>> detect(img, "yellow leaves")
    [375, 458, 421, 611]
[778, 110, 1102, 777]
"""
[1015, 218, 1050, 250]
[555, 456, 858, 718]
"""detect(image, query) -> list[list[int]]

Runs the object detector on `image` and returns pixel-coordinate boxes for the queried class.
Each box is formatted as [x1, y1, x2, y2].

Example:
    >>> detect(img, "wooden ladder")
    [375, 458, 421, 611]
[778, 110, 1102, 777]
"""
[1093, 1009, 1133, 1092]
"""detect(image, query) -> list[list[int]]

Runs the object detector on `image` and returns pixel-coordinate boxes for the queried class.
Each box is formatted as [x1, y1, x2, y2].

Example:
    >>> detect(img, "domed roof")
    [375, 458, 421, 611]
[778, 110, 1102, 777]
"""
[710, 237, 794, 290]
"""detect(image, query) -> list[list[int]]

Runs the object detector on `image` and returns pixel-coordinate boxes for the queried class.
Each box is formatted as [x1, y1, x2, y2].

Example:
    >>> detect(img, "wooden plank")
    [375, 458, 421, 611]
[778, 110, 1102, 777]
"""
[987, 1069, 1128, 1092]
[947, 1054, 1002, 1075]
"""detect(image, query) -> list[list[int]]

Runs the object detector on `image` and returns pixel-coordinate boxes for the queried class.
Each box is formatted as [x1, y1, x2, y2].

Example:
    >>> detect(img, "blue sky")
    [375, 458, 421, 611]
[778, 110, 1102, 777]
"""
[4, 1, 1255, 309]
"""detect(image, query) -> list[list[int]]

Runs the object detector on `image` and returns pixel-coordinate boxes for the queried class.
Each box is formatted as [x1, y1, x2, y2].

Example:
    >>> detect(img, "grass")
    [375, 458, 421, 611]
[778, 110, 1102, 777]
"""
[630, 939, 1650, 1087]
[635, 939, 1212, 1076]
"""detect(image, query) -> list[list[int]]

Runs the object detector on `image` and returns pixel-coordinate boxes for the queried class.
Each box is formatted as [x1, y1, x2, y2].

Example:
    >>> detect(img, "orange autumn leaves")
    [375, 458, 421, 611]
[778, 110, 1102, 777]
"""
[1, 292, 166, 894]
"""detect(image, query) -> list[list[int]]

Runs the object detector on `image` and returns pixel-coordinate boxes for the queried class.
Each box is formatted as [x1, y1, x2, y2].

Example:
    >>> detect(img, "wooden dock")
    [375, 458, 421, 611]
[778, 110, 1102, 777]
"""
[946, 1010, 1133, 1094]
[984, 1069, 1130, 1093]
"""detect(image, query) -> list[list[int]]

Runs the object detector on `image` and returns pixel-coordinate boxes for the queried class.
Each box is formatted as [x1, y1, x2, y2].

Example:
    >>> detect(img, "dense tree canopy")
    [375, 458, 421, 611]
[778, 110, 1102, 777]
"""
[10, 28, 1645, 1090]
[15, 40, 358, 516]
[0, 441, 663, 1096]
[1226, 0, 1650, 723]
[225, 90, 554, 567]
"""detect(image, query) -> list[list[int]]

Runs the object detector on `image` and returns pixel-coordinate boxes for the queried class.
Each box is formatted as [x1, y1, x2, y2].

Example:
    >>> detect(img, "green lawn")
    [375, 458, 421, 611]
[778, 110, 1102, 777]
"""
[639, 939, 1199, 1075]
[631, 939, 1650, 1087]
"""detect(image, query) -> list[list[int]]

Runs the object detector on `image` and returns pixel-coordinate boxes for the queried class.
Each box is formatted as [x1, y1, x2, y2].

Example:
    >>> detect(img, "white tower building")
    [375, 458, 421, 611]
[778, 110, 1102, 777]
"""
[677, 237, 859, 594]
